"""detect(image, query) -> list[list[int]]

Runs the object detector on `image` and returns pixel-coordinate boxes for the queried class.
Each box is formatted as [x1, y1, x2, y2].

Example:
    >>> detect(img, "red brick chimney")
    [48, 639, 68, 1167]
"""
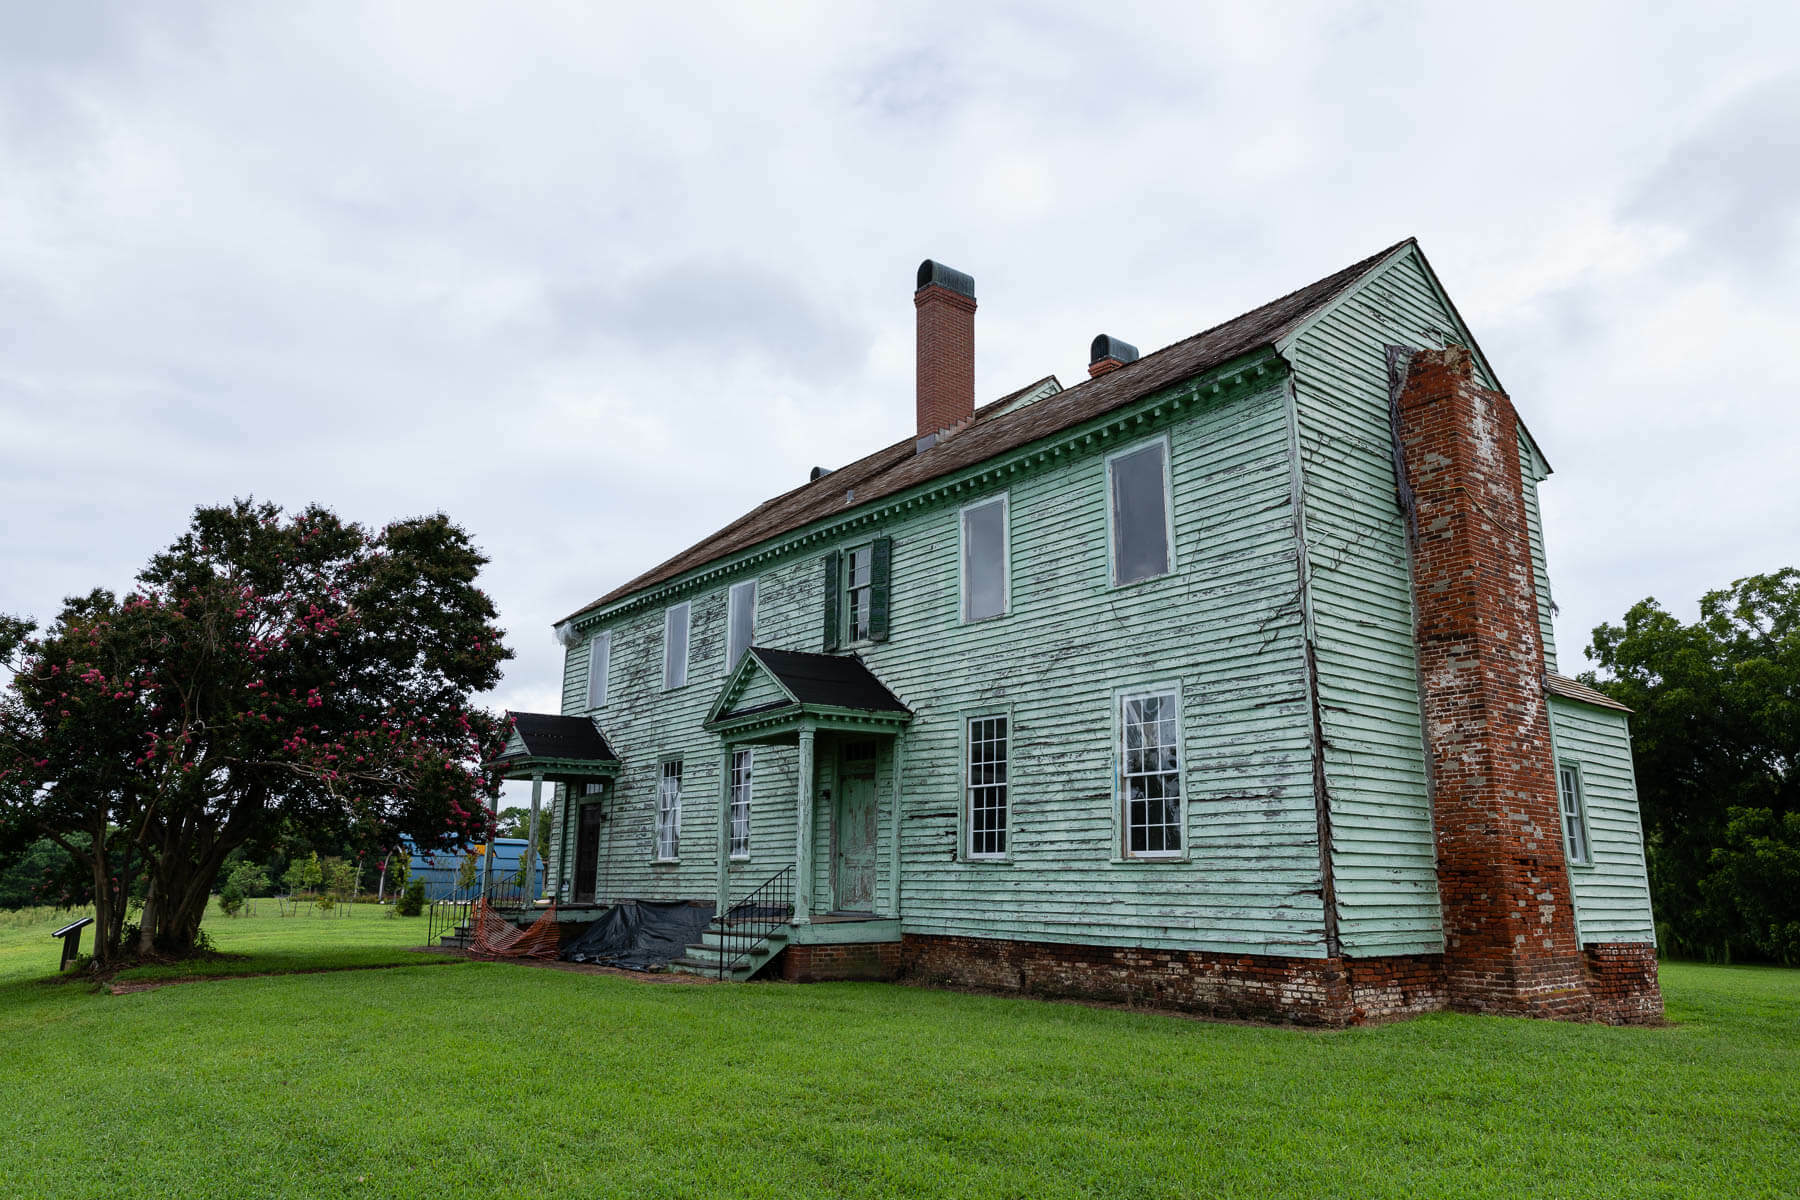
[1088, 334, 1139, 378]
[915, 260, 976, 452]
[1392, 345, 1595, 1018]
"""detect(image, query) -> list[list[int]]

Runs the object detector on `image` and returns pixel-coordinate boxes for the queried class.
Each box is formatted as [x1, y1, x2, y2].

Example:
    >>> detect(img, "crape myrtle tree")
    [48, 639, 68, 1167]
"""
[0, 501, 513, 968]
[1587, 568, 1800, 963]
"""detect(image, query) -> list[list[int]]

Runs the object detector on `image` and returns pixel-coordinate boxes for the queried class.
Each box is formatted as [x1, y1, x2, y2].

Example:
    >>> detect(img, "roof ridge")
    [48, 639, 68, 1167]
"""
[562, 239, 1418, 624]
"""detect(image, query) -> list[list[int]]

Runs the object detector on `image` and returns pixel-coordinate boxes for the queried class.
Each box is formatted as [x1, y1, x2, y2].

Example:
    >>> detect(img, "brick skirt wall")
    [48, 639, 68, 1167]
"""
[779, 941, 902, 983]
[892, 933, 1661, 1026]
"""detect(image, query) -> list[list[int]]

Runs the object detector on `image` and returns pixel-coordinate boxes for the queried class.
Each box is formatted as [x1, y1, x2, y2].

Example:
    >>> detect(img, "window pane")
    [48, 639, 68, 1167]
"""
[967, 715, 1008, 857]
[1121, 688, 1182, 856]
[727, 581, 756, 670]
[657, 761, 682, 859]
[664, 603, 689, 688]
[730, 749, 753, 857]
[1111, 443, 1170, 584]
[962, 499, 1006, 621]
[586, 631, 610, 708]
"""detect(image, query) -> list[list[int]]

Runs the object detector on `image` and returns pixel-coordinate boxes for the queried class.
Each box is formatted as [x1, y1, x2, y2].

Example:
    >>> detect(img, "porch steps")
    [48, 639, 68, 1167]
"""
[438, 923, 473, 950]
[669, 923, 791, 982]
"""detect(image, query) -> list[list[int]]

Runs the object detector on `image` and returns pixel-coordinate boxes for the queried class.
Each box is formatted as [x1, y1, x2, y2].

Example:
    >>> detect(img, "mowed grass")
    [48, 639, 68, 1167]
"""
[0, 908, 1795, 1199]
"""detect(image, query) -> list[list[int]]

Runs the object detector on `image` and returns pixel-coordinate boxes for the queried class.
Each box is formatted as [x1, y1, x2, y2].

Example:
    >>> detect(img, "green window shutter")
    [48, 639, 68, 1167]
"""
[820, 550, 841, 652]
[869, 536, 893, 643]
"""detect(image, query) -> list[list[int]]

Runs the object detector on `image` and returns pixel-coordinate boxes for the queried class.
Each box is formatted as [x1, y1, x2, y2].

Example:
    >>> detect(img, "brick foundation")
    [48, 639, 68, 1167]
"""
[899, 933, 1447, 1027]
[1585, 942, 1664, 1024]
[780, 941, 902, 983]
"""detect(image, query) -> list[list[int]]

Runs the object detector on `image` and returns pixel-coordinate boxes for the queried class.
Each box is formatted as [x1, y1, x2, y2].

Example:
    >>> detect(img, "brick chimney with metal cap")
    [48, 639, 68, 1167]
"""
[1089, 334, 1139, 378]
[915, 260, 976, 453]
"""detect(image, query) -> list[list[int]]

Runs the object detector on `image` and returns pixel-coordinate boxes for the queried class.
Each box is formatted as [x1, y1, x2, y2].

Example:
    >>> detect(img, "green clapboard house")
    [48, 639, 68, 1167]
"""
[499, 240, 1662, 1026]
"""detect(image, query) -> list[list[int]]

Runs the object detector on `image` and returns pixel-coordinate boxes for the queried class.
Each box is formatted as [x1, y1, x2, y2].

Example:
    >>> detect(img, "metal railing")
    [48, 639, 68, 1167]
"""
[425, 874, 539, 950]
[716, 865, 794, 980]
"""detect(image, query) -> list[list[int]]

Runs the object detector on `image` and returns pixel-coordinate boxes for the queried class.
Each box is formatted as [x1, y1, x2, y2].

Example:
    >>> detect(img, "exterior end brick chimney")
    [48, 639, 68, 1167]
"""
[1088, 334, 1139, 378]
[1392, 345, 1595, 1018]
[915, 260, 976, 452]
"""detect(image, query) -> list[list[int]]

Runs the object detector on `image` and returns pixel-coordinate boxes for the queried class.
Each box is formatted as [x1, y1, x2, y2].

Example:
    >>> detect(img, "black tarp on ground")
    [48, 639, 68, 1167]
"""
[560, 900, 715, 970]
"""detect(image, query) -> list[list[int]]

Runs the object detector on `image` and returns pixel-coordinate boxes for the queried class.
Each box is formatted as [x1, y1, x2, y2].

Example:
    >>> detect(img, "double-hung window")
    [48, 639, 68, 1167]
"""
[966, 715, 1008, 858]
[729, 749, 753, 859]
[1119, 687, 1183, 857]
[585, 631, 610, 709]
[845, 545, 875, 642]
[663, 601, 690, 689]
[960, 496, 1009, 622]
[1107, 438, 1173, 585]
[1557, 762, 1590, 866]
[726, 580, 757, 672]
[656, 760, 682, 860]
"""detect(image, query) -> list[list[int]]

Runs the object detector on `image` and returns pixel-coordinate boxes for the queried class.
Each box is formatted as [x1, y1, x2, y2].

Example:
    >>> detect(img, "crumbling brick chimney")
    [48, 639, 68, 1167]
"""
[1392, 345, 1595, 1018]
[915, 260, 976, 452]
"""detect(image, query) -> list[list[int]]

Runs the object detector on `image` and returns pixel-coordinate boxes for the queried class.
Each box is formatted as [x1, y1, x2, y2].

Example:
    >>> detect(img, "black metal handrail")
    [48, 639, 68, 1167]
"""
[717, 865, 794, 980]
[425, 873, 539, 949]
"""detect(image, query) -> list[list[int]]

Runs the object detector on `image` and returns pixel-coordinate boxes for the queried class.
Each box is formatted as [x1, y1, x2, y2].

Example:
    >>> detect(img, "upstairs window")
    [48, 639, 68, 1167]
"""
[663, 601, 689, 689]
[1558, 763, 1590, 866]
[729, 748, 753, 859]
[656, 760, 682, 860]
[1107, 439, 1172, 585]
[1120, 686, 1183, 858]
[726, 580, 757, 672]
[966, 715, 1009, 858]
[820, 538, 892, 650]
[961, 496, 1009, 622]
[585, 631, 610, 709]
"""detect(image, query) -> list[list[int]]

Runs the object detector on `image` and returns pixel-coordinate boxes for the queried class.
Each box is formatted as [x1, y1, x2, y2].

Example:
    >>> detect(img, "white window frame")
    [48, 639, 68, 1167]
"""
[662, 601, 690, 690]
[1115, 682, 1187, 860]
[958, 494, 1011, 623]
[964, 712, 1010, 860]
[655, 759, 682, 861]
[726, 579, 757, 673]
[729, 748, 753, 860]
[843, 542, 875, 644]
[1104, 435, 1176, 588]
[1557, 760, 1591, 867]
[585, 630, 610, 709]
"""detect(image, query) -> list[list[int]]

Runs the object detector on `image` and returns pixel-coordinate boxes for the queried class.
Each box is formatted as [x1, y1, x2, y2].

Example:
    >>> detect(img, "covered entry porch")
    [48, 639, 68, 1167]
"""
[683, 649, 912, 978]
[485, 711, 620, 909]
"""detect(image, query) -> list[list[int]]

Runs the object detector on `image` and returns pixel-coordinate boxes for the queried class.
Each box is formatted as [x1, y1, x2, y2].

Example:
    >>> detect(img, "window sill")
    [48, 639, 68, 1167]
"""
[1107, 568, 1175, 592]
[1110, 854, 1189, 865]
[962, 855, 1012, 865]
[651, 858, 681, 866]
[729, 855, 752, 864]
[961, 610, 1010, 626]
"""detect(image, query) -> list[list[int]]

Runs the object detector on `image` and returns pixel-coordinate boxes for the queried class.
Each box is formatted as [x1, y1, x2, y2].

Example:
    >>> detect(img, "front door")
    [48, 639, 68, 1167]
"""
[573, 802, 603, 905]
[833, 742, 879, 912]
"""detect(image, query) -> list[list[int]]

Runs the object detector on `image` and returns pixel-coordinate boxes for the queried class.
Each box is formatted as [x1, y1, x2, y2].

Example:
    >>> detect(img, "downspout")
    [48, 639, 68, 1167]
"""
[1279, 359, 1341, 959]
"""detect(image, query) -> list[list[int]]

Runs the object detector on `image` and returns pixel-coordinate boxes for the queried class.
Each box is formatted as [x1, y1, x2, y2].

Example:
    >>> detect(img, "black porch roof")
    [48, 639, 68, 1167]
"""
[490, 712, 619, 775]
[749, 649, 910, 714]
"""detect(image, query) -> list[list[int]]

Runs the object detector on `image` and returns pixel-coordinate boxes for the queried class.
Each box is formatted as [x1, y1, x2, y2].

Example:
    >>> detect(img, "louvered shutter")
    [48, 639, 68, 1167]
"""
[868, 536, 892, 643]
[820, 550, 841, 652]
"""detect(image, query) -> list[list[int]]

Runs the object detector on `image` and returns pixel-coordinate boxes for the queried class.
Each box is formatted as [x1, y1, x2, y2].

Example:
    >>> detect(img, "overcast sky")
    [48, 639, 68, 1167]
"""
[3, 3, 1796, 808]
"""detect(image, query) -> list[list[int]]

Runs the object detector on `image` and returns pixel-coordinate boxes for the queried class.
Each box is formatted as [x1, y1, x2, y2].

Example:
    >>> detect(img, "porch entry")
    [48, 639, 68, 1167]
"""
[832, 741, 879, 912]
[572, 800, 604, 905]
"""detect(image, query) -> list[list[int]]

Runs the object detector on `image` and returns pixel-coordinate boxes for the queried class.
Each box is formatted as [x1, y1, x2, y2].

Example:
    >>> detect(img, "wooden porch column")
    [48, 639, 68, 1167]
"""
[794, 725, 815, 925]
[525, 772, 543, 900]
[886, 736, 903, 918]
[716, 746, 734, 916]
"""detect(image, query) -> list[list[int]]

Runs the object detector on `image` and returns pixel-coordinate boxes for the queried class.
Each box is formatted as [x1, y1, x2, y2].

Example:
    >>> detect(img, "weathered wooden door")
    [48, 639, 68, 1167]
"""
[833, 744, 879, 912]
[573, 803, 603, 904]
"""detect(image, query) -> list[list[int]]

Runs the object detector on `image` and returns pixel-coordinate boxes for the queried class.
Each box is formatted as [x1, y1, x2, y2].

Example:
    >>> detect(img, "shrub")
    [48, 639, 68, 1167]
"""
[397, 878, 426, 917]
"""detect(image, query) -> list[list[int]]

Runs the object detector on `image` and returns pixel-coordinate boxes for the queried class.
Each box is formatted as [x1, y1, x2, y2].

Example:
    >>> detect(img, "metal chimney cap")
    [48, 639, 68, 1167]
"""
[1090, 334, 1140, 365]
[916, 260, 975, 299]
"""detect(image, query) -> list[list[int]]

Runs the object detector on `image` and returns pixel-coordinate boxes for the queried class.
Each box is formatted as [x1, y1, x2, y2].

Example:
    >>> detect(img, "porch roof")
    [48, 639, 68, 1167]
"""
[705, 648, 912, 744]
[487, 711, 622, 782]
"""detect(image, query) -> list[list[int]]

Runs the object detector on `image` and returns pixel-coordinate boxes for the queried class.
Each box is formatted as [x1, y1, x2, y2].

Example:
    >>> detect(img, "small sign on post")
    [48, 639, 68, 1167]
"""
[50, 916, 94, 972]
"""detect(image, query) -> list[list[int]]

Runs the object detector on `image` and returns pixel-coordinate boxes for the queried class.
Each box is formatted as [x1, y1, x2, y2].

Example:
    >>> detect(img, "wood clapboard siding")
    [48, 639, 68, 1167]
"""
[1284, 247, 1460, 958]
[1550, 697, 1657, 945]
[557, 372, 1330, 957]
[1519, 439, 1559, 671]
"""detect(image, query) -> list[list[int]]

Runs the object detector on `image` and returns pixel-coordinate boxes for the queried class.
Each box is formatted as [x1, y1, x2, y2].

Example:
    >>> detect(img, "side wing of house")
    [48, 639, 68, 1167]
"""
[1550, 694, 1657, 944]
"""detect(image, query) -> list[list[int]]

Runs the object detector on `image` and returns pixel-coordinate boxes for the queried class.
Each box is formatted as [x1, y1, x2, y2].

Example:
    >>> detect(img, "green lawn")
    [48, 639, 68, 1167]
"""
[0, 908, 1795, 1199]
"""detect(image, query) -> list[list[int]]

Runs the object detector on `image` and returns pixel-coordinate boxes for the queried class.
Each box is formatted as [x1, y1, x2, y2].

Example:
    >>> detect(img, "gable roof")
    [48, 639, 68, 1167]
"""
[747, 648, 911, 714]
[566, 238, 1415, 625]
[493, 711, 619, 766]
[1546, 674, 1633, 714]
